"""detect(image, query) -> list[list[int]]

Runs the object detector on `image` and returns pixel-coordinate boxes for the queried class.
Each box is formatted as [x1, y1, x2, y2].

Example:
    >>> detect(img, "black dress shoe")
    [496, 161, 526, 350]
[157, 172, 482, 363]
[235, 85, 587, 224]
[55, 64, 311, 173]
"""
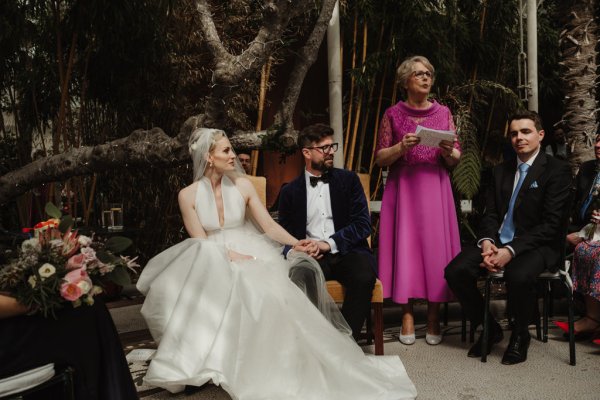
[501, 332, 531, 365]
[468, 324, 504, 358]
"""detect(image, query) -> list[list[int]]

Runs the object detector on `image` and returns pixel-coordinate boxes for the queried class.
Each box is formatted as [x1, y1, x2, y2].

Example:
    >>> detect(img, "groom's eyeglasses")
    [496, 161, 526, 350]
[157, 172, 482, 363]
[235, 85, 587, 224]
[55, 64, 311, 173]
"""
[305, 143, 339, 154]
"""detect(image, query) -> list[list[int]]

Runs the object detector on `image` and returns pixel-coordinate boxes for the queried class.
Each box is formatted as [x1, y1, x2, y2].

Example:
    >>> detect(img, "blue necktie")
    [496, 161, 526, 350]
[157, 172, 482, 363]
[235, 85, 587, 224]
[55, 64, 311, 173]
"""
[580, 172, 600, 221]
[499, 163, 530, 244]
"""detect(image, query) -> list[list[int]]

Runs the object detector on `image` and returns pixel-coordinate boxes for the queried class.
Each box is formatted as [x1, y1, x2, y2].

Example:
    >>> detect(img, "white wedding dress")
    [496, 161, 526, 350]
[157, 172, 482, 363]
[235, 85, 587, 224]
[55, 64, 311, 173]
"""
[137, 175, 417, 400]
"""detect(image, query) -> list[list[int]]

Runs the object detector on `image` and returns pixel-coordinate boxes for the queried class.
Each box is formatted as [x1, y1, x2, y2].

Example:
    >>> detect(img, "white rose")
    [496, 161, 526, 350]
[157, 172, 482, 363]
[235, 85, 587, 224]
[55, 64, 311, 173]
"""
[28, 275, 37, 288]
[91, 285, 104, 296]
[76, 279, 92, 295]
[78, 235, 92, 247]
[38, 263, 56, 279]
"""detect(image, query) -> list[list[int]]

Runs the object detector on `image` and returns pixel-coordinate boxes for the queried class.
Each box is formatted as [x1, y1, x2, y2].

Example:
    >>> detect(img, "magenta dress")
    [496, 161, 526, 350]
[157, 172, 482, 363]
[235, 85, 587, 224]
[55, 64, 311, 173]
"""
[376, 100, 461, 303]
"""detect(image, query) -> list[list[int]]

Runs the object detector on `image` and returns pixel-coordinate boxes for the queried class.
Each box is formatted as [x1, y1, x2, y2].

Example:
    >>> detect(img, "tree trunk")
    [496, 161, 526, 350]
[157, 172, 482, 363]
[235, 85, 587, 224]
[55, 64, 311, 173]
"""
[558, 0, 599, 171]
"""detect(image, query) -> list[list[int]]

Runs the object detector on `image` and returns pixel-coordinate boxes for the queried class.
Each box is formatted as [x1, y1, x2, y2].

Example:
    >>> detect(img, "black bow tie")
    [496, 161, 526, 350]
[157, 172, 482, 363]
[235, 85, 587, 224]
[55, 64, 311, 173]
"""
[309, 174, 330, 187]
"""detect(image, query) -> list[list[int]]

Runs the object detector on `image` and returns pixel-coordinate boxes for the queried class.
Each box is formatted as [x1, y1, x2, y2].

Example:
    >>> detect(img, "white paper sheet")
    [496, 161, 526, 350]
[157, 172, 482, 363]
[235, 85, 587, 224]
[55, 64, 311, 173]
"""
[415, 125, 455, 148]
[126, 348, 156, 362]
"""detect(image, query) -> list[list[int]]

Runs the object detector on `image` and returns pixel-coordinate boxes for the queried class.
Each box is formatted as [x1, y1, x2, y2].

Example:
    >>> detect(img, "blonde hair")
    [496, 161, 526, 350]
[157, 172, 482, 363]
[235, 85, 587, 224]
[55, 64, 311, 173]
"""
[188, 128, 227, 181]
[396, 55, 435, 94]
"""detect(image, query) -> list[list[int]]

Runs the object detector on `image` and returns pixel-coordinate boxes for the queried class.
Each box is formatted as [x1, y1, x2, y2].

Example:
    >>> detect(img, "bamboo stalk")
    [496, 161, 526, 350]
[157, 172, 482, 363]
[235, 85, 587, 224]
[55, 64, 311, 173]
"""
[345, 21, 369, 170]
[368, 62, 389, 175]
[344, 11, 359, 157]
[84, 174, 97, 226]
[356, 22, 385, 172]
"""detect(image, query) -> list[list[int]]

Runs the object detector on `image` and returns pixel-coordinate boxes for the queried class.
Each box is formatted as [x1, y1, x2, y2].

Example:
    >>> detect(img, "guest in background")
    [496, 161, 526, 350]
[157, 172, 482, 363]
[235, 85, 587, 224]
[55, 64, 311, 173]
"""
[555, 133, 600, 338]
[566, 134, 600, 248]
[238, 151, 253, 175]
[0, 294, 138, 399]
[445, 110, 572, 365]
[374, 55, 461, 346]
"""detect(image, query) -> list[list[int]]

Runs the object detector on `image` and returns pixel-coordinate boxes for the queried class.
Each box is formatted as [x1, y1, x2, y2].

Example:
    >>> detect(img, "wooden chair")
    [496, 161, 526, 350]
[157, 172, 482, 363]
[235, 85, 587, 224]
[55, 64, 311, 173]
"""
[246, 175, 267, 206]
[325, 173, 384, 355]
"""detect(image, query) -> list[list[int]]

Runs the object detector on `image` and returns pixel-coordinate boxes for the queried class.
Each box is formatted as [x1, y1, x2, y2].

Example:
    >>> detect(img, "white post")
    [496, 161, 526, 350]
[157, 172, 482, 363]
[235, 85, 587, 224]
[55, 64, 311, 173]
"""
[327, 1, 344, 168]
[526, 0, 538, 111]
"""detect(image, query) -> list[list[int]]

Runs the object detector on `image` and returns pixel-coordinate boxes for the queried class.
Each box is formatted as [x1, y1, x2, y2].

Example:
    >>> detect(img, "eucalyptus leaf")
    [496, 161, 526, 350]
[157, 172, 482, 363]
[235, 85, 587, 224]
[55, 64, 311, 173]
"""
[58, 215, 74, 233]
[106, 267, 131, 287]
[45, 202, 62, 219]
[105, 236, 133, 253]
[96, 250, 118, 264]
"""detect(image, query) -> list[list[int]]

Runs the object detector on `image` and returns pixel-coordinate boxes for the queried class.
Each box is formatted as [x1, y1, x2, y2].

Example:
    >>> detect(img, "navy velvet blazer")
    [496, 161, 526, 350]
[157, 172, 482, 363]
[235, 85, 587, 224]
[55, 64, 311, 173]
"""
[278, 168, 372, 256]
[478, 151, 572, 271]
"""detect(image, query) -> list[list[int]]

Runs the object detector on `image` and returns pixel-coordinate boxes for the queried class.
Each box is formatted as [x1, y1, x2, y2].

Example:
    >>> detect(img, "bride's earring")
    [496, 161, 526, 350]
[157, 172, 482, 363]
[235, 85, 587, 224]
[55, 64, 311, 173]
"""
[209, 161, 213, 168]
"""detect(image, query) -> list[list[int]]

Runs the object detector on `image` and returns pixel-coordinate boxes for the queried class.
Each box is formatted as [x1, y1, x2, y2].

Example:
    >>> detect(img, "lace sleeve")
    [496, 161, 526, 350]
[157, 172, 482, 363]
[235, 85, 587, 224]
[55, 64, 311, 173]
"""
[375, 113, 393, 154]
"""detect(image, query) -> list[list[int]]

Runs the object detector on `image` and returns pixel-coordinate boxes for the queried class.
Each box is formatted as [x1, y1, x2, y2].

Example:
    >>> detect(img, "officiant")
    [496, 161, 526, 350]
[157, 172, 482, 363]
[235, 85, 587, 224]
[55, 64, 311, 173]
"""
[373, 55, 461, 346]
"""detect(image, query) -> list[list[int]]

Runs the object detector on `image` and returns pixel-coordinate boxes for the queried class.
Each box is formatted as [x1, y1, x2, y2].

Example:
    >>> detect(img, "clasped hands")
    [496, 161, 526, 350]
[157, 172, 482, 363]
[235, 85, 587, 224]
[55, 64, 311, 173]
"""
[292, 239, 329, 260]
[479, 240, 513, 273]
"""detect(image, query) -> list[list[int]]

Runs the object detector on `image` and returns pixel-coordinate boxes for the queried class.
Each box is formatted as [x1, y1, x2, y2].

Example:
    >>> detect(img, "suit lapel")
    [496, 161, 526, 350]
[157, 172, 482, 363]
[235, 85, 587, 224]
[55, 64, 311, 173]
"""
[499, 161, 516, 217]
[328, 169, 342, 228]
[296, 173, 308, 231]
[514, 151, 547, 209]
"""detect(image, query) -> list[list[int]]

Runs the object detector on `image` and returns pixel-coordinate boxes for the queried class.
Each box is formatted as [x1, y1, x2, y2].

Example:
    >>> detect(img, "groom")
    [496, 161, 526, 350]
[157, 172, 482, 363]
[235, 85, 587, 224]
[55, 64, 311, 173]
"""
[278, 123, 376, 339]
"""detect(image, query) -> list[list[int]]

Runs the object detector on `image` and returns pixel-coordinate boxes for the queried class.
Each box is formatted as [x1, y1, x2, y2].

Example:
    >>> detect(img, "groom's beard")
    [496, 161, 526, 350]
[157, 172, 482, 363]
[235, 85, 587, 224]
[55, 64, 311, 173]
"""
[311, 157, 334, 172]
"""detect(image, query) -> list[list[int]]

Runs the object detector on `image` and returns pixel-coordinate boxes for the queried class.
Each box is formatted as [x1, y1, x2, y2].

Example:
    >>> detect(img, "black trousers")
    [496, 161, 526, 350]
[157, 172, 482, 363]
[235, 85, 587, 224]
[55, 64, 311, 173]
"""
[321, 252, 376, 338]
[444, 245, 545, 335]
[289, 251, 376, 338]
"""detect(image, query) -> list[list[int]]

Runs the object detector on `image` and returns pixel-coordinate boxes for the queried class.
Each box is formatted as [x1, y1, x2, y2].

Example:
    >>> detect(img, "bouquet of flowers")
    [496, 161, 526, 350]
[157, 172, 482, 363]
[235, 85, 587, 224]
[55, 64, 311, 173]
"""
[0, 203, 139, 318]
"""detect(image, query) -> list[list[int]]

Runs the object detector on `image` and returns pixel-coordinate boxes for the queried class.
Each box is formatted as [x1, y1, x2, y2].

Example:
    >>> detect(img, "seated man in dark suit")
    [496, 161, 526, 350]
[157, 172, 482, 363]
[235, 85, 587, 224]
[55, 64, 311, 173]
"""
[445, 110, 572, 365]
[278, 123, 376, 340]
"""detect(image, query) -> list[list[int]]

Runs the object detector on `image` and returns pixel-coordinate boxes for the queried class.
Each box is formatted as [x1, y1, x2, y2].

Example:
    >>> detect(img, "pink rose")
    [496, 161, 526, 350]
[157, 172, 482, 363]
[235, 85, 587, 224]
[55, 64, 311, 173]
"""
[60, 282, 82, 301]
[62, 268, 93, 298]
[66, 254, 86, 270]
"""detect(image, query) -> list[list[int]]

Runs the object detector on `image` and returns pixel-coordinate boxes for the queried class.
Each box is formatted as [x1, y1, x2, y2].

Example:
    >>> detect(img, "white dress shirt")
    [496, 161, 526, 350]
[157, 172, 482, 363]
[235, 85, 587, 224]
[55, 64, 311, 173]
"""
[305, 170, 338, 254]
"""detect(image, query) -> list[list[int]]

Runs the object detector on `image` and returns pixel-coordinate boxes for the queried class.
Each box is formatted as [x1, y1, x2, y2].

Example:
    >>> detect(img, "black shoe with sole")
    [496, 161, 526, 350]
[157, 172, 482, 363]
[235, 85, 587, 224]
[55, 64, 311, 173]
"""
[468, 324, 504, 358]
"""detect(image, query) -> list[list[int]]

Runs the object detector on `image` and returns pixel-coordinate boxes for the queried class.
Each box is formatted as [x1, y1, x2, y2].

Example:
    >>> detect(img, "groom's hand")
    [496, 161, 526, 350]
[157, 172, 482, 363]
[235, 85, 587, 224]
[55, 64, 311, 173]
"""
[293, 239, 319, 257]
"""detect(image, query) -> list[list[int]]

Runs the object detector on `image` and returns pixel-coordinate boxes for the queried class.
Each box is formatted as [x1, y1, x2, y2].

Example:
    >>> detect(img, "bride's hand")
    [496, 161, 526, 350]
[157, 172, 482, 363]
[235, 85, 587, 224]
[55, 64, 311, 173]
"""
[228, 249, 256, 262]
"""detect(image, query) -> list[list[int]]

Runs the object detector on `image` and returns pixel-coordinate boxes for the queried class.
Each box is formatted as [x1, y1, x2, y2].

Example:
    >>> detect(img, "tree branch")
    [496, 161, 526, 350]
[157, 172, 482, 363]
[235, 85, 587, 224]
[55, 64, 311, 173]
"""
[273, 0, 337, 129]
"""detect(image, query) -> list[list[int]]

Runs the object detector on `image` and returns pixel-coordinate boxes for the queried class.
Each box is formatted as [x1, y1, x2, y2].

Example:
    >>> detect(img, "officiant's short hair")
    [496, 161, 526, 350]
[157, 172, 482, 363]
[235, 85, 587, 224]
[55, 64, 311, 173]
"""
[298, 124, 334, 148]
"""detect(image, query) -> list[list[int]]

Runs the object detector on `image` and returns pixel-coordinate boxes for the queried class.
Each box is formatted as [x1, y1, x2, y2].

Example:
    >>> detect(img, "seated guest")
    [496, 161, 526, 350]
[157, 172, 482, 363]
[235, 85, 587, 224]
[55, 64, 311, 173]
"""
[555, 134, 600, 338]
[0, 293, 137, 399]
[237, 151, 253, 175]
[563, 210, 600, 338]
[445, 110, 572, 365]
[566, 134, 600, 248]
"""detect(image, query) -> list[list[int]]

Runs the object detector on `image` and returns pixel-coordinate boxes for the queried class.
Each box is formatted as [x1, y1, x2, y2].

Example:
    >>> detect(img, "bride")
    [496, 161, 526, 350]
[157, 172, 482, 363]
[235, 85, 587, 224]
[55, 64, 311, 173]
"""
[136, 127, 417, 399]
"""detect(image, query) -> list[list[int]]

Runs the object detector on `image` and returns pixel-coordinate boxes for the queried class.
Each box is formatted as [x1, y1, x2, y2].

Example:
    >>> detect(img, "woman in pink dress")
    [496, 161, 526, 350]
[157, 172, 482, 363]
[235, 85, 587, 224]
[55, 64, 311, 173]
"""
[375, 55, 462, 346]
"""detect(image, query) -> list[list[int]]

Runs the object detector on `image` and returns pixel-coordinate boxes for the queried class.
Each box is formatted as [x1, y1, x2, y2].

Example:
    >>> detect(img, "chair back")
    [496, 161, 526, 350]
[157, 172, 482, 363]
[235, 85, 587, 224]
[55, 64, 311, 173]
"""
[247, 175, 267, 206]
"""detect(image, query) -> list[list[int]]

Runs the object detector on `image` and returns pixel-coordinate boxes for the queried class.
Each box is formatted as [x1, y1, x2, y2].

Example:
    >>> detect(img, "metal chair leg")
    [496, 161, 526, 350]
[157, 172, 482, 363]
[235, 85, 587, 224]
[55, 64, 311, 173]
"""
[481, 277, 492, 362]
[565, 279, 576, 366]
[542, 282, 550, 343]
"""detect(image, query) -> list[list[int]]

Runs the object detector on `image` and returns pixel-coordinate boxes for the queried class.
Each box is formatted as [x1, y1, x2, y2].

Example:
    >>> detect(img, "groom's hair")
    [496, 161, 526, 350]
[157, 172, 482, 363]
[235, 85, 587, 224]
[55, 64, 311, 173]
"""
[298, 123, 334, 148]
[508, 109, 543, 131]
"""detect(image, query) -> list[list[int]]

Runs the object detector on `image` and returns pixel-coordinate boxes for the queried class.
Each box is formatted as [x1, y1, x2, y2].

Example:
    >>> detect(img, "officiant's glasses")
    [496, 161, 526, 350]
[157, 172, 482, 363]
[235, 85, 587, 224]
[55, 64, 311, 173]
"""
[305, 143, 339, 154]
[412, 70, 433, 79]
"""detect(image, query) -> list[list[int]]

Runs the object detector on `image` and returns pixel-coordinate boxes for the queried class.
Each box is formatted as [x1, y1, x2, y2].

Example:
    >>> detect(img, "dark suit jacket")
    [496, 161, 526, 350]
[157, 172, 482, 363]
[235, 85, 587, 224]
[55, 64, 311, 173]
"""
[278, 168, 372, 256]
[478, 151, 572, 271]
[570, 159, 598, 231]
